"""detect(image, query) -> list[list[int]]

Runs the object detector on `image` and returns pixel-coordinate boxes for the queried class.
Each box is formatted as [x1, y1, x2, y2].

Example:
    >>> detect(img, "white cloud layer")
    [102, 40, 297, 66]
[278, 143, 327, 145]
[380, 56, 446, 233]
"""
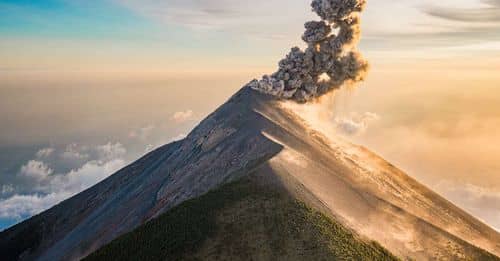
[116, 0, 308, 32]
[0, 143, 128, 221]
[60, 143, 90, 161]
[51, 159, 126, 194]
[171, 110, 194, 123]
[96, 142, 127, 161]
[1, 184, 14, 195]
[334, 112, 380, 136]
[35, 147, 55, 158]
[436, 181, 500, 231]
[115, 0, 500, 49]
[0, 192, 72, 219]
[128, 125, 155, 140]
[19, 160, 53, 182]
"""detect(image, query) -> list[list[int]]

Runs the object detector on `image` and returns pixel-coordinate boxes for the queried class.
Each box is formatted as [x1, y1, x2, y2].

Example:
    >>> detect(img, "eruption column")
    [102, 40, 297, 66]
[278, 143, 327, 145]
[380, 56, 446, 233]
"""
[248, 0, 369, 103]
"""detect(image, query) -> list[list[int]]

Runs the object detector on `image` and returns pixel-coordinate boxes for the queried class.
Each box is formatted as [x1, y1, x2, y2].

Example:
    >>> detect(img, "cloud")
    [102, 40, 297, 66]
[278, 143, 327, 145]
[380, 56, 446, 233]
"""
[19, 160, 53, 182]
[60, 143, 89, 161]
[115, 0, 500, 51]
[96, 142, 127, 161]
[115, 0, 309, 40]
[35, 147, 55, 158]
[444, 41, 500, 51]
[404, 0, 500, 46]
[171, 110, 194, 123]
[0, 142, 128, 222]
[423, 0, 500, 23]
[334, 112, 380, 136]
[1, 184, 14, 195]
[144, 144, 155, 153]
[349, 95, 500, 230]
[128, 125, 155, 140]
[353, 0, 500, 51]
[50, 159, 126, 194]
[169, 133, 187, 142]
[117, 0, 287, 28]
[0, 192, 71, 220]
[436, 181, 500, 231]
[117, 0, 240, 29]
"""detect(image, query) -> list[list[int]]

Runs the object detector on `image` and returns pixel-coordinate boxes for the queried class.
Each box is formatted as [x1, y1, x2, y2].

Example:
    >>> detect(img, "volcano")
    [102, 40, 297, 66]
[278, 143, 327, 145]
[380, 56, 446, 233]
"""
[2, 0, 500, 258]
[1, 87, 499, 260]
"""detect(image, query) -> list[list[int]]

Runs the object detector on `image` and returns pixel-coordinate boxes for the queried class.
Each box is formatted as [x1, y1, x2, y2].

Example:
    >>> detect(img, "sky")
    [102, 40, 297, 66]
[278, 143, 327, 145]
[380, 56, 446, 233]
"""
[0, 0, 499, 231]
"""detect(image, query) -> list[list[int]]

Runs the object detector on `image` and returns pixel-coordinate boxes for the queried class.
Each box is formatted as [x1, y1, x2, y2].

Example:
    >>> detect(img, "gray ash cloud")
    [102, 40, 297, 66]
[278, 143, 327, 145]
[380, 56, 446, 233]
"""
[248, 0, 369, 103]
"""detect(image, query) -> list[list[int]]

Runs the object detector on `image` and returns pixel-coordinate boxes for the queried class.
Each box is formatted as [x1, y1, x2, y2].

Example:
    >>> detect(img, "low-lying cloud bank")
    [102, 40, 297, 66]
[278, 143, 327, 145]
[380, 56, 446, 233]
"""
[437, 181, 500, 231]
[171, 110, 195, 123]
[0, 143, 127, 220]
[0, 115, 195, 226]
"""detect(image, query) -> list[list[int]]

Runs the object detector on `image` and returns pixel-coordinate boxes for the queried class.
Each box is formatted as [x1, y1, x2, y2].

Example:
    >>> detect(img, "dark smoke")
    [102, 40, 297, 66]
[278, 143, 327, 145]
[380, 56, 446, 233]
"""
[247, 0, 369, 103]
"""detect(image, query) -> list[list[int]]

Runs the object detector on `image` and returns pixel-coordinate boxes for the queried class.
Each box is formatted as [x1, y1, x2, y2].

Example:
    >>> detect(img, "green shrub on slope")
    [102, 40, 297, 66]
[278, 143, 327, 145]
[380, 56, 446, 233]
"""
[85, 177, 398, 261]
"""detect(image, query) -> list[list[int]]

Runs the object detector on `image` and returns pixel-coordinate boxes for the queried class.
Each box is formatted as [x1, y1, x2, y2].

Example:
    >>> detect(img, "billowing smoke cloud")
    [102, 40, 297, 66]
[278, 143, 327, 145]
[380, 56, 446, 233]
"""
[248, 0, 369, 103]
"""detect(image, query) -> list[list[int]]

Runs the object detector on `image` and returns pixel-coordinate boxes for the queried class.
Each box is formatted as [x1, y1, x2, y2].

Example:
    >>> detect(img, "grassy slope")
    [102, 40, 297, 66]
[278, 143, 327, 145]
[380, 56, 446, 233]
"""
[84, 176, 399, 261]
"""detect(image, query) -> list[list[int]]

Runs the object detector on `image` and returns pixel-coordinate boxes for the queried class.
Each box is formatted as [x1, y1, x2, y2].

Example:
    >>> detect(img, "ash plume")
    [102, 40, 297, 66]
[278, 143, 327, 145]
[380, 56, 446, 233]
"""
[247, 0, 369, 103]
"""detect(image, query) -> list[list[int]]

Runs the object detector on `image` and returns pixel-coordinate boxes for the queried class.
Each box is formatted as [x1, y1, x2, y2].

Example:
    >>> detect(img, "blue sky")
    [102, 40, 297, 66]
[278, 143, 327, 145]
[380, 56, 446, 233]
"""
[0, 0, 151, 38]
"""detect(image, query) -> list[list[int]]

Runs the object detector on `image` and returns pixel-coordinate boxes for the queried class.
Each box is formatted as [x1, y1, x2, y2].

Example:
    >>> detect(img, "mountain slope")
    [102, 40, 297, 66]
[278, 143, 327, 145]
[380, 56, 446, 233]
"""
[1, 87, 499, 260]
[84, 170, 398, 261]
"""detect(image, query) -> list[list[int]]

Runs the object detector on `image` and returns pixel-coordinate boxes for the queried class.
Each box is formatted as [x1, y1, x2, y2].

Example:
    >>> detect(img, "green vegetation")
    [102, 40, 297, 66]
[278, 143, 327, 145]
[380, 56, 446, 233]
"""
[85, 177, 399, 261]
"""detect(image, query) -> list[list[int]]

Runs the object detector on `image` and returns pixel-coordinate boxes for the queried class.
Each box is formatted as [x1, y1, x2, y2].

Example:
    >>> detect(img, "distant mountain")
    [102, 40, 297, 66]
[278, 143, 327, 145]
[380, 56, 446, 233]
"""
[1, 87, 499, 260]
